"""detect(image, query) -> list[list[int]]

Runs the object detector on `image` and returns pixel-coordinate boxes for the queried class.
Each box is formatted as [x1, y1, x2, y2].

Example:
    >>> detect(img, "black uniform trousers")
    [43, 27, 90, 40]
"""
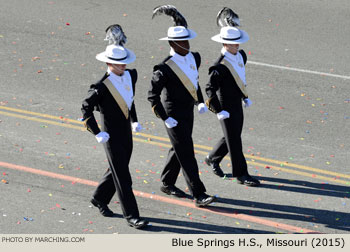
[161, 114, 206, 198]
[148, 52, 206, 198]
[208, 103, 248, 177]
[82, 70, 141, 221]
[92, 121, 140, 220]
[206, 51, 249, 178]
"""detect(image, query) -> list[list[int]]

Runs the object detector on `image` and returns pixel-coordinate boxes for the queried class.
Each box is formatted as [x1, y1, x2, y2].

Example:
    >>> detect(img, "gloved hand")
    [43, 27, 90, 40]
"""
[198, 103, 208, 114]
[217, 110, 230, 120]
[95, 131, 110, 143]
[164, 117, 178, 128]
[132, 122, 143, 132]
[243, 98, 252, 108]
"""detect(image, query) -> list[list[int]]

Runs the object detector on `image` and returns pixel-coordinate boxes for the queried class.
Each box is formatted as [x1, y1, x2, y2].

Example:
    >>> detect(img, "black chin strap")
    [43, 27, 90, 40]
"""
[173, 41, 190, 53]
[109, 65, 125, 76]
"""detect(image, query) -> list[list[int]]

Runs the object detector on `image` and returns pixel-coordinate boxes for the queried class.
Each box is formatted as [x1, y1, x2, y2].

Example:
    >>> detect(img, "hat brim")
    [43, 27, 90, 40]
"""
[211, 29, 249, 44]
[159, 29, 197, 41]
[96, 48, 136, 64]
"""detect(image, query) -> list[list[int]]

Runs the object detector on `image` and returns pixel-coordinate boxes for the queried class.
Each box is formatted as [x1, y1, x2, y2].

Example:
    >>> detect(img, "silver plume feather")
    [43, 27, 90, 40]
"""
[216, 7, 240, 27]
[152, 5, 188, 28]
[104, 24, 127, 46]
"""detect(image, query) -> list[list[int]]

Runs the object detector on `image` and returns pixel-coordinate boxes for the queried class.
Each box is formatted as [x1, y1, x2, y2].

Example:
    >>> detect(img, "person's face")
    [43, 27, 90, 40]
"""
[223, 43, 240, 55]
[107, 63, 126, 76]
[169, 40, 190, 56]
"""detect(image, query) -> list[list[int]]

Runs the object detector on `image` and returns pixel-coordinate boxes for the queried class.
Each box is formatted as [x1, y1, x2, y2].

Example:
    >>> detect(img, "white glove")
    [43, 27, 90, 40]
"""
[217, 110, 230, 120]
[95, 132, 110, 143]
[198, 103, 208, 114]
[164, 117, 178, 128]
[243, 98, 252, 108]
[132, 122, 143, 132]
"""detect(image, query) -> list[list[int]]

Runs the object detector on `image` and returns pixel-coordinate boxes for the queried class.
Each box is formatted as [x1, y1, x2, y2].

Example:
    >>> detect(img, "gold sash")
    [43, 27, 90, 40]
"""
[166, 59, 198, 101]
[221, 58, 248, 98]
[104, 78, 129, 119]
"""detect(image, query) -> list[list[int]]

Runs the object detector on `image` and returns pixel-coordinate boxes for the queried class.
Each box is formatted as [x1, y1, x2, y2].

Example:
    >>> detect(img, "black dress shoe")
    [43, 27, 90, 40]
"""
[195, 193, 216, 207]
[90, 198, 114, 217]
[237, 175, 260, 187]
[160, 185, 187, 198]
[205, 156, 225, 177]
[127, 218, 149, 229]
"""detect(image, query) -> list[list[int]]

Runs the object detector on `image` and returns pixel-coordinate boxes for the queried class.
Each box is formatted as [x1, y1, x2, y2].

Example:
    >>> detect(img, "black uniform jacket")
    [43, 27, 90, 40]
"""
[81, 69, 138, 136]
[148, 52, 205, 120]
[205, 50, 247, 114]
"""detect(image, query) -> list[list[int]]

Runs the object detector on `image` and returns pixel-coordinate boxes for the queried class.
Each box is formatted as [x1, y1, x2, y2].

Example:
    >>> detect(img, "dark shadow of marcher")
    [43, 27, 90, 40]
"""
[216, 196, 350, 232]
[221, 174, 349, 198]
[254, 176, 350, 198]
[140, 215, 274, 234]
[107, 206, 270, 233]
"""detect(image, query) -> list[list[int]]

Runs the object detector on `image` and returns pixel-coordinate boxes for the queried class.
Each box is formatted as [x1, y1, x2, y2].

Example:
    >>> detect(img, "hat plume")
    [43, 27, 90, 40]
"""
[216, 7, 240, 27]
[104, 24, 127, 46]
[152, 5, 188, 28]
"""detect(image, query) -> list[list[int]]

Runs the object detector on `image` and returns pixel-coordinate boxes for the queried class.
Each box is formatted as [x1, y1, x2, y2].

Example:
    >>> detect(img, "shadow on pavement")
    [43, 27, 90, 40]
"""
[140, 216, 273, 234]
[255, 176, 350, 199]
[216, 196, 350, 232]
[104, 206, 270, 233]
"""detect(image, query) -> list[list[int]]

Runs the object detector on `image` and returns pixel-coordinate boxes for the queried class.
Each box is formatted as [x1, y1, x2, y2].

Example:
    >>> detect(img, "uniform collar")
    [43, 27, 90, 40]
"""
[107, 68, 125, 80]
[221, 47, 240, 62]
[170, 48, 190, 63]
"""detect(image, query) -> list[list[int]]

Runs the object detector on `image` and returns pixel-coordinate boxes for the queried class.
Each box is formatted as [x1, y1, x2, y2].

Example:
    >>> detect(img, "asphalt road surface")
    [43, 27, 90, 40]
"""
[0, 0, 349, 236]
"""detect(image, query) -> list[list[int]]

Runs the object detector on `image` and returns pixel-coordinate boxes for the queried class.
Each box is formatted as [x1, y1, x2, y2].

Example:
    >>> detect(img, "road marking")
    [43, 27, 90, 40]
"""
[134, 138, 350, 185]
[192, 149, 350, 185]
[248, 61, 350, 80]
[4, 106, 349, 179]
[132, 133, 350, 180]
[245, 156, 350, 180]
[248, 161, 350, 186]
[133, 191, 320, 234]
[1, 106, 350, 183]
[0, 161, 97, 186]
[1, 105, 349, 180]
[0, 161, 321, 234]
[0, 105, 80, 124]
[0, 110, 84, 131]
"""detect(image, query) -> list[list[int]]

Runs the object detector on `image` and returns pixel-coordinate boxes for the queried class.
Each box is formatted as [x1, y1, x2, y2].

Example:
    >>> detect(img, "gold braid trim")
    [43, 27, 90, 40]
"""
[152, 105, 161, 118]
[205, 97, 217, 113]
[83, 116, 94, 134]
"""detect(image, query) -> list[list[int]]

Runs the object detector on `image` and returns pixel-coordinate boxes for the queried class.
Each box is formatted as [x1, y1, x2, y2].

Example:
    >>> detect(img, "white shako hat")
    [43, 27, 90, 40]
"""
[211, 7, 249, 44]
[211, 26, 249, 44]
[96, 24, 136, 64]
[96, 45, 136, 64]
[152, 5, 197, 41]
[160, 26, 197, 41]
